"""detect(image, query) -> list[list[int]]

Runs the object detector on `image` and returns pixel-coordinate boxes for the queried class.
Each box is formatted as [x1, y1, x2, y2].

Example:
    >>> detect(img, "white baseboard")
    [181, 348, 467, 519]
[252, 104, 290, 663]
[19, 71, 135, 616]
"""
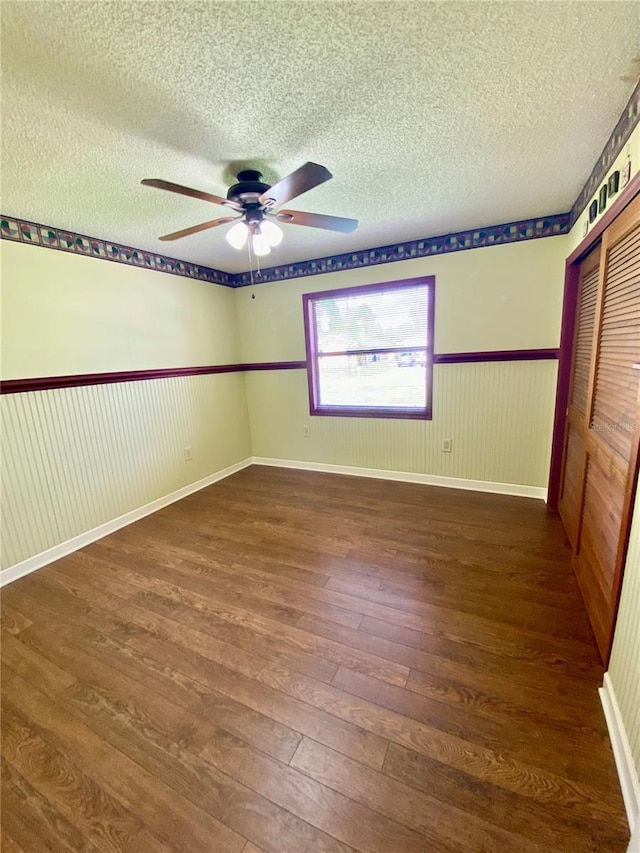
[251, 456, 548, 500]
[0, 455, 546, 588]
[0, 457, 252, 588]
[599, 671, 640, 843]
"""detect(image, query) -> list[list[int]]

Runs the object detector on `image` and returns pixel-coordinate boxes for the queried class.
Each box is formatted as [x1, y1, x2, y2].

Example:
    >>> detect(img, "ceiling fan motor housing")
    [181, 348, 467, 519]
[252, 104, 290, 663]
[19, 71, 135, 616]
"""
[227, 170, 271, 207]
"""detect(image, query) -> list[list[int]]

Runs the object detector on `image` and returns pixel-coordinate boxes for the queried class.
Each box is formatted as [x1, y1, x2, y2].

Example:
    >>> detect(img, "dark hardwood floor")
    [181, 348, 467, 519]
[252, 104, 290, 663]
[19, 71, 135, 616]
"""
[1, 465, 629, 852]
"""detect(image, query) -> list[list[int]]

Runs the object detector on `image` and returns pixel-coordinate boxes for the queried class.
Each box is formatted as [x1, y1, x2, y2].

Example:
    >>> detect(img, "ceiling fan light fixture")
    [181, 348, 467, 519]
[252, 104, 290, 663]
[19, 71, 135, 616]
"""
[260, 219, 283, 247]
[252, 229, 271, 256]
[225, 219, 249, 250]
[142, 163, 358, 249]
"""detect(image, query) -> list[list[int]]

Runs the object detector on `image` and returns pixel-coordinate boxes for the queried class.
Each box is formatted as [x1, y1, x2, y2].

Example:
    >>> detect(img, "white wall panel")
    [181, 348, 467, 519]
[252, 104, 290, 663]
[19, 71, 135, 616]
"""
[245, 360, 558, 488]
[1, 372, 251, 570]
[609, 492, 640, 781]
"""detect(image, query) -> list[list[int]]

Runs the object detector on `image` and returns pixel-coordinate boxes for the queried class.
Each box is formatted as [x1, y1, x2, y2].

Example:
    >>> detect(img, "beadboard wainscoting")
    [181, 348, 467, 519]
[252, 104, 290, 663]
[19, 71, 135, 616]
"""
[245, 360, 558, 491]
[604, 490, 640, 841]
[1, 372, 252, 573]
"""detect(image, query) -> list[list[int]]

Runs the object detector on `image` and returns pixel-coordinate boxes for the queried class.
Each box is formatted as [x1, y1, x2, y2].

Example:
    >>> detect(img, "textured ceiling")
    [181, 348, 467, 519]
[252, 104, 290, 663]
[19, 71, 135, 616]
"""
[2, 1, 639, 273]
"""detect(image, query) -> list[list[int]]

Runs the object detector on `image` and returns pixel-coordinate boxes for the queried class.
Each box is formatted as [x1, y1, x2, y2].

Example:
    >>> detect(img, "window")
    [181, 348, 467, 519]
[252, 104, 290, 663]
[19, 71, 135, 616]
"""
[303, 276, 435, 419]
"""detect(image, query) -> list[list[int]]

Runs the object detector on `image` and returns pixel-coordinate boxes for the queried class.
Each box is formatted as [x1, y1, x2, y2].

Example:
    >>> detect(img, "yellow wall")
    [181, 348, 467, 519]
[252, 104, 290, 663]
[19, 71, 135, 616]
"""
[238, 237, 567, 361]
[1, 241, 241, 378]
[1, 242, 252, 571]
[237, 236, 567, 489]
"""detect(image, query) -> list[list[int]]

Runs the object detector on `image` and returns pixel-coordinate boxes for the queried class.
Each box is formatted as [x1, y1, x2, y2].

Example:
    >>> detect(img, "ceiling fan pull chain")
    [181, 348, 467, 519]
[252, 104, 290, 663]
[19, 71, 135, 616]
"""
[247, 239, 254, 287]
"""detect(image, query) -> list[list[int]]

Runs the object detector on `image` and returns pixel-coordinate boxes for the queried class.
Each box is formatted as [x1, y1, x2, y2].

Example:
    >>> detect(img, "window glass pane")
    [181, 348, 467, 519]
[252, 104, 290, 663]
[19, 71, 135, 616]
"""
[317, 352, 427, 409]
[314, 285, 428, 353]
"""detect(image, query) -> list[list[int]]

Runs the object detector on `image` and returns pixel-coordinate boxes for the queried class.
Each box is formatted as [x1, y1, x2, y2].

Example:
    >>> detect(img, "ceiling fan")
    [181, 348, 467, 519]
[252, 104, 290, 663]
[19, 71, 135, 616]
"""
[141, 162, 358, 257]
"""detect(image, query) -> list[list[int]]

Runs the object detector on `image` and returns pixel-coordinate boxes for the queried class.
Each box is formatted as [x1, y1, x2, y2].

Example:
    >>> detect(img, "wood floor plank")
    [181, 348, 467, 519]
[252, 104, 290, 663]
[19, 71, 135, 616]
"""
[200, 728, 430, 853]
[121, 496, 580, 598]
[134, 532, 599, 667]
[383, 742, 629, 853]
[2, 671, 246, 853]
[89, 540, 365, 629]
[49, 555, 409, 688]
[57, 679, 355, 853]
[290, 736, 544, 853]
[297, 612, 603, 722]
[131, 587, 339, 682]
[70, 546, 310, 629]
[257, 664, 622, 822]
[37, 566, 339, 685]
[12, 606, 302, 764]
[130, 586, 406, 686]
[353, 517, 574, 570]
[1, 466, 627, 852]
[1, 630, 78, 698]
[325, 574, 594, 641]
[377, 570, 586, 613]
[330, 666, 618, 792]
[2, 698, 171, 853]
[358, 613, 602, 681]
[161, 546, 596, 651]
[404, 665, 608, 732]
[121, 621, 390, 771]
[342, 544, 578, 593]
[2, 755, 99, 853]
[1, 602, 33, 636]
[98, 528, 338, 591]
[19, 596, 387, 771]
[0, 832, 28, 853]
[5, 580, 140, 649]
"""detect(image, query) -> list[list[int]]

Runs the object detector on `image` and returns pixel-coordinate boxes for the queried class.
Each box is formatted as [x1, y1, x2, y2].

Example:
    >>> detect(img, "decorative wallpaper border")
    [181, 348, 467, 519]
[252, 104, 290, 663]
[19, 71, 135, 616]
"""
[233, 214, 570, 287]
[2, 81, 637, 287]
[2, 211, 569, 288]
[0, 216, 234, 288]
[569, 78, 640, 227]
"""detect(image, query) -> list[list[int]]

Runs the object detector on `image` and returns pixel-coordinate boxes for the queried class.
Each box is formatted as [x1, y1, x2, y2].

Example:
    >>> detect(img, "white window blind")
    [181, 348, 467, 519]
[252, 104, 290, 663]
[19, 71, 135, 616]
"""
[305, 279, 434, 417]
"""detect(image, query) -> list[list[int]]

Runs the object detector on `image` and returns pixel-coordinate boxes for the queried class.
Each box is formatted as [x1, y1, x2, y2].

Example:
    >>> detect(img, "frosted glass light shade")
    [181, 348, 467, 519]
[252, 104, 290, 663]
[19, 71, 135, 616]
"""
[225, 220, 249, 250]
[252, 231, 271, 256]
[261, 219, 283, 247]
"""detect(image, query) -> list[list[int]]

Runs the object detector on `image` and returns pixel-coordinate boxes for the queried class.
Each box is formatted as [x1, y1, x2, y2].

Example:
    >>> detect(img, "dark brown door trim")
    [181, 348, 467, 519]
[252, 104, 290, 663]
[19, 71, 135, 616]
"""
[547, 173, 640, 509]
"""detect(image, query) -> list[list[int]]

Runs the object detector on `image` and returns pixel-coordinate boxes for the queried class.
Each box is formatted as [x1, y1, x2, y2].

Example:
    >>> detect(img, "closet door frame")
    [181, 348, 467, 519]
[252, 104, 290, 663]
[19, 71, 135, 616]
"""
[548, 171, 640, 509]
[548, 174, 640, 662]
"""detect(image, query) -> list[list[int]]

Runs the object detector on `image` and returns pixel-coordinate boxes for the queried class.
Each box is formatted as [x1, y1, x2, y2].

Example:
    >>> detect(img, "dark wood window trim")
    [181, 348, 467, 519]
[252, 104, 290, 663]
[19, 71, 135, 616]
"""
[302, 276, 435, 420]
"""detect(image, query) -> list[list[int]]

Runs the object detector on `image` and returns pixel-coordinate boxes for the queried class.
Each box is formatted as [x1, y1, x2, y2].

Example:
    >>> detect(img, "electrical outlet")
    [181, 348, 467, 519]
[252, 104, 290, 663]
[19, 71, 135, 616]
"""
[184, 446, 193, 461]
[303, 425, 311, 438]
[442, 438, 452, 453]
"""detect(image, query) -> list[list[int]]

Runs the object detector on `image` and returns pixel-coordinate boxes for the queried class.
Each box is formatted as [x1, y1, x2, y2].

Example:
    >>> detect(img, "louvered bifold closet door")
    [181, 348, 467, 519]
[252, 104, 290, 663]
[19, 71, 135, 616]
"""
[574, 193, 640, 661]
[558, 246, 601, 548]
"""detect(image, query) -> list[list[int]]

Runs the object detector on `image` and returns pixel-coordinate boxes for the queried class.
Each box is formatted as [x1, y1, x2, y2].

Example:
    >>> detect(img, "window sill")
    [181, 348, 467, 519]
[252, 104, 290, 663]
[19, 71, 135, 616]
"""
[310, 406, 432, 420]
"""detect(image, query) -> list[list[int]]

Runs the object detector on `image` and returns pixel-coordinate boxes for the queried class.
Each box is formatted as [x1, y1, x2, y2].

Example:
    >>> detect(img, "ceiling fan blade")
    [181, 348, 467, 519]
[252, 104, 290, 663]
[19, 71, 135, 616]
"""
[259, 162, 332, 208]
[275, 209, 358, 233]
[158, 216, 238, 241]
[142, 178, 241, 210]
